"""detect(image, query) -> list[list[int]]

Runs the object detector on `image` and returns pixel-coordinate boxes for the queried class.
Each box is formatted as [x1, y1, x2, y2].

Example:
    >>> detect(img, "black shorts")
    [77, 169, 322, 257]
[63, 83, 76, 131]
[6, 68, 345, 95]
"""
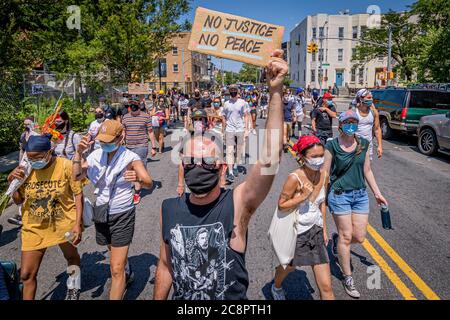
[180, 109, 188, 117]
[291, 224, 330, 267]
[95, 208, 136, 247]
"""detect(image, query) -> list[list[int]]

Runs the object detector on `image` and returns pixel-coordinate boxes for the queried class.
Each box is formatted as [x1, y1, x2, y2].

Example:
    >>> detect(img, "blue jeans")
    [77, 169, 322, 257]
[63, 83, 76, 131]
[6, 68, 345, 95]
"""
[0, 266, 9, 300]
[327, 188, 370, 215]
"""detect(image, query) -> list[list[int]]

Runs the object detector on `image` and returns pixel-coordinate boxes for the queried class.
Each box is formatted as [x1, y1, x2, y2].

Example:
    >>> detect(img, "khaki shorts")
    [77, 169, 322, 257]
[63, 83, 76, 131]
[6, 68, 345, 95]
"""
[225, 131, 245, 165]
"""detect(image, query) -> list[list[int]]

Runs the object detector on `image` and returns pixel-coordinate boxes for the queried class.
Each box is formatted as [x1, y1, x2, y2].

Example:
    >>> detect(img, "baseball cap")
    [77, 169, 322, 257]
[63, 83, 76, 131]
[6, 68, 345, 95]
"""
[228, 84, 238, 91]
[296, 88, 303, 94]
[191, 109, 208, 120]
[96, 120, 123, 143]
[323, 92, 334, 100]
[338, 110, 359, 123]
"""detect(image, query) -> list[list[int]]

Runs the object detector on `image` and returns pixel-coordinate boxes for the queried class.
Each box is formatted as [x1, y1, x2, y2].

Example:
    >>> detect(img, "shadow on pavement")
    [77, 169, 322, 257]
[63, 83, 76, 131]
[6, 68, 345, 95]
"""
[124, 253, 158, 300]
[43, 250, 110, 300]
[141, 180, 162, 199]
[350, 250, 374, 268]
[0, 226, 20, 248]
[262, 270, 315, 300]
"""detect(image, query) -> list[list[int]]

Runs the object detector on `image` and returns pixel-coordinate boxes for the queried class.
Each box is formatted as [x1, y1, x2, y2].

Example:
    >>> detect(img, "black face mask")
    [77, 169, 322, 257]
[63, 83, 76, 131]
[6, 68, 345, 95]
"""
[95, 113, 104, 120]
[230, 92, 238, 98]
[55, 122, 66, 131]
[131, 105, 139, 112]
[194, 92, 200, 98]
[184, 166, 220, 195]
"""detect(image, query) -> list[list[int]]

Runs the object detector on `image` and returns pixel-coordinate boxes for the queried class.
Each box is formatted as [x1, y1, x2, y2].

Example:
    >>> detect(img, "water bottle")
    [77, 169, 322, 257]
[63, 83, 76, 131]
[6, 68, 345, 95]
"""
[65, 231, 79, 247]
[380, 204, 392, 230]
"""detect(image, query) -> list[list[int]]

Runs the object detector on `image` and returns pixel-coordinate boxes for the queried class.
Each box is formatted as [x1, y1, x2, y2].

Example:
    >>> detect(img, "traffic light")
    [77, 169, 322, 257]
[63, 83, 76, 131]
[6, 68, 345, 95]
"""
[307, 42, 318, 54]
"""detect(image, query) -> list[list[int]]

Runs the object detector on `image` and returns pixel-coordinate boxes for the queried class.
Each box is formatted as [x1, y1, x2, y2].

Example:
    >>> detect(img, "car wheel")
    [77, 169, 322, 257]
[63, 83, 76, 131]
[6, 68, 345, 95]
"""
[418, 128, 438, 156]
[380, 117, 393, 140]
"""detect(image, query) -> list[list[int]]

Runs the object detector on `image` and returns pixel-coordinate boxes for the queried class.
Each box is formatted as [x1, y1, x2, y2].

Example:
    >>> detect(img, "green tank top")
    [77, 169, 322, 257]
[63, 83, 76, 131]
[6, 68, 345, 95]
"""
[325, 137, 369, 191]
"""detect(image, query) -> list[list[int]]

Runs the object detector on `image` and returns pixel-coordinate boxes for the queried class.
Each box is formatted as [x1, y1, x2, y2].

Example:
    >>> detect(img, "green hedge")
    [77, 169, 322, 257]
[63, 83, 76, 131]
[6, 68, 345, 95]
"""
[0, 97, 95, 156]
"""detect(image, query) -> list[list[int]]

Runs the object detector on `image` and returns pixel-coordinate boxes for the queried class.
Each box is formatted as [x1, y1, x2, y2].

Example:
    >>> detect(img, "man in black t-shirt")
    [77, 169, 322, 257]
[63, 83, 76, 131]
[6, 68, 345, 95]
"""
[154, 50, 288, 300]
[188, 88, 205, 111]
[311, 92, 337, 145]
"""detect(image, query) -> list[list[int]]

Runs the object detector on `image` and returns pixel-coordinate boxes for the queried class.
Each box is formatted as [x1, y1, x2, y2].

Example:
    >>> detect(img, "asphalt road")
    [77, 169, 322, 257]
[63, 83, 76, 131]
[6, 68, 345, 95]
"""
[1, 103, 449, 300]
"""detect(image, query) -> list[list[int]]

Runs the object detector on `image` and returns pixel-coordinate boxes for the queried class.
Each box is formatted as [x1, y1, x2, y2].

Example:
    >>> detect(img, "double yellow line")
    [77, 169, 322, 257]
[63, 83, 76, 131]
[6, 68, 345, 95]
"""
[287, 141, 440, 300]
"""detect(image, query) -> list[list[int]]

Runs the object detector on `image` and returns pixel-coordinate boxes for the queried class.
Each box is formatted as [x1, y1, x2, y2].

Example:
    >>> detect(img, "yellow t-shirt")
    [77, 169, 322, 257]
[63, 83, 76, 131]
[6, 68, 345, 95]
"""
[19, 157, 82, 251]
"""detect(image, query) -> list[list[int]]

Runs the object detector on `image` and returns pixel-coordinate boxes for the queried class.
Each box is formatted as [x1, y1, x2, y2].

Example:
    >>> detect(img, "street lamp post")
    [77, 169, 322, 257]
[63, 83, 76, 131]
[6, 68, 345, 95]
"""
[318, 20, 328, 96]
[387, 25, 393, 87]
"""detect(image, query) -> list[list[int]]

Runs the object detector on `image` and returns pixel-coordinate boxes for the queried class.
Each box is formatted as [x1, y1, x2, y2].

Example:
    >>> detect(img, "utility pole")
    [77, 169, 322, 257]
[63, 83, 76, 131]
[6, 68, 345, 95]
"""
[158, 58, 162, 91]
[182, 49, 185, 93]
[319, 21, 328, 96]
[387, 25, 393, 87]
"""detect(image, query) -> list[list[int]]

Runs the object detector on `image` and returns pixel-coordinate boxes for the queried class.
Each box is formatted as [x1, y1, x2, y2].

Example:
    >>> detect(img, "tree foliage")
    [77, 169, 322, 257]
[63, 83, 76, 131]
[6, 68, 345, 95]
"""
[353, 0, 450, 83]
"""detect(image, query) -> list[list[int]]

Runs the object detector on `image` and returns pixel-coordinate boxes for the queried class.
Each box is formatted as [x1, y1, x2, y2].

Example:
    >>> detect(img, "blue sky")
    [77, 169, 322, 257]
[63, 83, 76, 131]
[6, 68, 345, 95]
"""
[183, 0, 415, 72]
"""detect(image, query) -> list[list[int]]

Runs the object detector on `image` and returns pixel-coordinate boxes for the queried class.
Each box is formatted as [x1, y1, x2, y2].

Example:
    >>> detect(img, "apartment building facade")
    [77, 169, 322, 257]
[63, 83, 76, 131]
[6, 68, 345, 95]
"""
[149, 32, 211, 93]
[289, 12, 388, 92]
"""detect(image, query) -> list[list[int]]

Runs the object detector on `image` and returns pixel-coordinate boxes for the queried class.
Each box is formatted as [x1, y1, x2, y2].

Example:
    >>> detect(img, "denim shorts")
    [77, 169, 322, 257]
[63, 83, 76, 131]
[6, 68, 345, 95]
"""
[129, 146, 148, 163]
[327, 188, 370, 215]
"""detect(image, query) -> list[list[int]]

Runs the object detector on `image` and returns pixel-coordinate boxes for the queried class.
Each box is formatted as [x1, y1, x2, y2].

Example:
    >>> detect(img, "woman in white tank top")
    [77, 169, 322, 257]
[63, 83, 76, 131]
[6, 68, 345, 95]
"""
[353, 89, 383, 159]
[270, 135, 334, 300]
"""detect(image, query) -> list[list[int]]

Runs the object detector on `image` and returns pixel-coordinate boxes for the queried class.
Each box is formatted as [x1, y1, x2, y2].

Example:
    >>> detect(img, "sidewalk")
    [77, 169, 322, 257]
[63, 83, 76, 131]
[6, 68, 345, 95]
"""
[0, 151, 19, 173]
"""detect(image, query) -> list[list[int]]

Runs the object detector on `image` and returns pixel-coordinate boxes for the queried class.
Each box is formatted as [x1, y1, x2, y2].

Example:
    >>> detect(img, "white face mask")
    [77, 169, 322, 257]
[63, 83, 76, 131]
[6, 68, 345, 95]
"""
[304, 156, 325, 171]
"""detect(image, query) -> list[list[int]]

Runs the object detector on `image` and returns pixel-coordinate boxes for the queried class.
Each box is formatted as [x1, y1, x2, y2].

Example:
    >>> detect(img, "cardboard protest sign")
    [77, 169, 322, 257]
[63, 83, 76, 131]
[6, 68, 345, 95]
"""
[128, 83, 150, 95]
[188, 7, 284, 67]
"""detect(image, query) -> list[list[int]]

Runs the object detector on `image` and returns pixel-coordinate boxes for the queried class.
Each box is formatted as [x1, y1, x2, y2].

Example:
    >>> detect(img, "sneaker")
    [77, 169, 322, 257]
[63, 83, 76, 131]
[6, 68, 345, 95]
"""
[342, 275, 360, 299]
[232, 166, 239, 177]
[133, 193, 141, 205]
[252, 129, 257, 135]
[331, 232, 339, 257]
[8, 214, 22, 227]
[283, 144, 289, 153]
[125, 267, 135, 288]
[65, 288, 81, 300]
[271, 284, 286, 300]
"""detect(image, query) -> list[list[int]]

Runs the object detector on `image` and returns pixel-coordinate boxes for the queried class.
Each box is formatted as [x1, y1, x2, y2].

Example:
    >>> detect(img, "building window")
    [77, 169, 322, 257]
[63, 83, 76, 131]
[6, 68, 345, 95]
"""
[311, 70, 316, 82]
[172, 47, 178, 55]
[304, 70, 306, 81]
[318, 49, 324, 62]
[359, 68, 364, 84]
[351, 68, 356, 82]
[339, 27, 344, 39]
[352, 26, 358, 39]
[312, 52, 316, 62]
[338, 49, 343, 62]
[173, 64, 179, 73]
[312, 27, 317, 39]
[156, 58, 167, 77]
[361, 26, 367, 39]
[319, 27, 324, 38]
[352, 48, 357, 60]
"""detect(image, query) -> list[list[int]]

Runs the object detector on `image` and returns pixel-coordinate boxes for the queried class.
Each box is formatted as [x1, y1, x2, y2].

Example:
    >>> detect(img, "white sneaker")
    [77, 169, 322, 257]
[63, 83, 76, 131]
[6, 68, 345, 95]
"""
[271, 284, 286, 300]
[252, 129, 257, 135]
[342, 275, 360, 299]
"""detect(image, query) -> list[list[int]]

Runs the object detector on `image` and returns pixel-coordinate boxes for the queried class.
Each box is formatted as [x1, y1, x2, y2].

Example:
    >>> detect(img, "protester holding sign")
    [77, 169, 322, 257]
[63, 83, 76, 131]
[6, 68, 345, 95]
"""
[154, 49, 288, 300]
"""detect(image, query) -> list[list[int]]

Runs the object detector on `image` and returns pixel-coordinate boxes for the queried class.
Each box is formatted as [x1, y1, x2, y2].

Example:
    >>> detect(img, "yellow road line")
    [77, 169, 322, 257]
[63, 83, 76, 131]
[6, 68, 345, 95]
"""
[367, 225, 441, 300]
[362, 239, 417, 300]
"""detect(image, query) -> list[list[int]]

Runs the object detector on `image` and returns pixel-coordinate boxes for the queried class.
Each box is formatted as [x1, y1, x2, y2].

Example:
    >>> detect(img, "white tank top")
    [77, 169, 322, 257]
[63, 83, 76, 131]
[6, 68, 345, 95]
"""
[356, 108, 374, 142]
[290, 172, 325, 235]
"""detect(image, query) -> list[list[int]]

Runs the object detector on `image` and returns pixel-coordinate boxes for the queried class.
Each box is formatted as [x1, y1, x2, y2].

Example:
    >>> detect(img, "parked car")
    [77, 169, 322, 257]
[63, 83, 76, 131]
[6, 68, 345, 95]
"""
[417, 112, 450, 156]
[371, 88, 450, 139]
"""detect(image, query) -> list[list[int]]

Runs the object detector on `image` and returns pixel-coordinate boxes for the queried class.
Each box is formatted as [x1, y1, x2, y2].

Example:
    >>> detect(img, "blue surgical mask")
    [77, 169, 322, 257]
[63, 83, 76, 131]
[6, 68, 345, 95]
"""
[100, 142, 119, 153]
[30, 153, 50, 170]
[327, 100, 334, 106]
[342, 123, 358, 136]
[213, 103, 220, 108]
[362, 99, 373, 107]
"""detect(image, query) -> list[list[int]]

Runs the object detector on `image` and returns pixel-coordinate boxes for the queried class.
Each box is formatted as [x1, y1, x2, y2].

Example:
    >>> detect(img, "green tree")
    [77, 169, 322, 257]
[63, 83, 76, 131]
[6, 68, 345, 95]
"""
[353, 11, 417, 81]
[238, 63, 261, 83]
[410, 0, 450, 82]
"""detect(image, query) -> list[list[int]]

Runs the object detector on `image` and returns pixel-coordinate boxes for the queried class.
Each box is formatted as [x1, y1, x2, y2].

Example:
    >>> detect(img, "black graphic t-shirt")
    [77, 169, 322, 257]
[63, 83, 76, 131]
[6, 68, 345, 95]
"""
[311, 105, 336, 132]
[162, 189, 249, 300]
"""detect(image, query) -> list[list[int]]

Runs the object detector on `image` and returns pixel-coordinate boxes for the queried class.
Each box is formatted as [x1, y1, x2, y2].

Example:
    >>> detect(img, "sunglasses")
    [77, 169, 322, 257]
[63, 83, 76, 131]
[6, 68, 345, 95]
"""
[182, 157, 218, 170]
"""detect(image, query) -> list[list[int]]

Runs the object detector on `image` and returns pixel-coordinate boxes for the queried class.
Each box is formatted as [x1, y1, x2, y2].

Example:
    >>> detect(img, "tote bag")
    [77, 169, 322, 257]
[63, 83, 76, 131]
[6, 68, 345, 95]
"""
[268, 206, 299, 269]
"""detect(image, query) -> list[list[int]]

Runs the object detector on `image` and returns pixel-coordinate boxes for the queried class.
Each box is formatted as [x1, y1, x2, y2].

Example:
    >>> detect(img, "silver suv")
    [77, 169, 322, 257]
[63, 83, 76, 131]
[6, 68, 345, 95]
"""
[417, 112, 450, 156]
